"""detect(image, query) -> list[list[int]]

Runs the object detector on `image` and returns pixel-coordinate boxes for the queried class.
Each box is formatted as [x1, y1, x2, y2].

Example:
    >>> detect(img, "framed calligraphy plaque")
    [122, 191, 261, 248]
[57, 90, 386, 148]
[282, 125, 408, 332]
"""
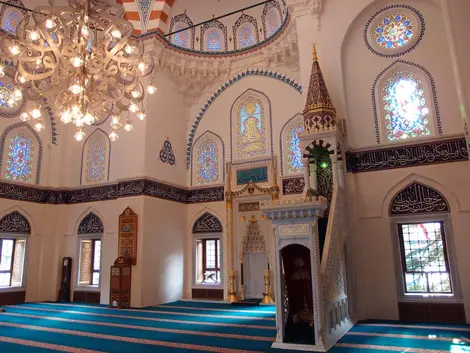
[118, 207, 138, 265]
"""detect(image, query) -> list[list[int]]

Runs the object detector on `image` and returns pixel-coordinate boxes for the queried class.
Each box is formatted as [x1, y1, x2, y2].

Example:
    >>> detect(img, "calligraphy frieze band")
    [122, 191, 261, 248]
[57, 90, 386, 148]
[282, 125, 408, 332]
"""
[346, 137, 468, 173]
[238, 202, 260, 212]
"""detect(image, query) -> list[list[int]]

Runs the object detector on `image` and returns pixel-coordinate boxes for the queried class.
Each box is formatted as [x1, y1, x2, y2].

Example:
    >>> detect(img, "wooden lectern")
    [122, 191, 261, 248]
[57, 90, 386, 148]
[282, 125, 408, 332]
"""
[109, 254, 132, 308]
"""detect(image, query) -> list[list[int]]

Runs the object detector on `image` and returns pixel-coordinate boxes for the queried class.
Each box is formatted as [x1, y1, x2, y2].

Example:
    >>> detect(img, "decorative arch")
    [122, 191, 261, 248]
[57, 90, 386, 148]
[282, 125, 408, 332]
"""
[303, 139, 335, 158]
[0, 210, 30, 234]
[0, 121, 42, 184]
[192, 212, 223, 234]
[372, 60, 442, 144]
[389, 181, 450, 216]
[233, 14, 259, 50]
[170, 13, 195, 49]
[80, 129, 111, 185]
[262, 0, 282, 38]
[280, 113, 304, 176]
[230, 88, 273, 162]
[186, 69, 302, 167]
[191, 130, 225, 186]
[77, 212, 104, 235]
[201, 19, 227, 51]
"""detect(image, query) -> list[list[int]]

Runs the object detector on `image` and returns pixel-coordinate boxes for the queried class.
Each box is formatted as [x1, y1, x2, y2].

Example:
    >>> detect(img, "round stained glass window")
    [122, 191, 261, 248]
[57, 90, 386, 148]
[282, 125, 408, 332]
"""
[375, 14, 414, 49]
[365, 5, 424, 57]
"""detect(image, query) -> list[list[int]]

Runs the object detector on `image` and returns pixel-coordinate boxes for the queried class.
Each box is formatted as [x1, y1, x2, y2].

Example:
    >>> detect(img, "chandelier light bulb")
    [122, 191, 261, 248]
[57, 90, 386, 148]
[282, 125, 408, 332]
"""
[147, 84, 157, 94]
[71, 57, 83, 68]
[137, 111, 146, 121]
[124, 122, 133, 131]
[83, 112, 95, 125]
[0, 65, 4, 78]
[45, 19, 55, 29]
[30, 108, 41, 119]
[20, 112, 30, 121]
[34, 120, 44, 132]
[10, 45, 20, 55]
[111, 117, 122, 129]
[7, 97, 14, 106]
[81, 26, 89, 37]
[13, 89, 22, 101]
[129, 103, 139, 113]
[137, 62, 146, 72]
[131, 90, 141, 99]
[74, 129, 85, 141]
[124, 45, 134, 54]
[60, 110, 72, 124]
[111, 28, 122, 38]
[29, 31, 40, 41]
[109, 131, 119, 141]
[69, 84, 84, 95]
[18, 76, 26, 84]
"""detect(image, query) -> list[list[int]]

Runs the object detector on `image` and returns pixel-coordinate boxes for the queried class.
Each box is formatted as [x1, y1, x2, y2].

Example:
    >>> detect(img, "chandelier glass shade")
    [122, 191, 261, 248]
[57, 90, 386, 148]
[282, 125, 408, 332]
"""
[0, 0, 157, 141]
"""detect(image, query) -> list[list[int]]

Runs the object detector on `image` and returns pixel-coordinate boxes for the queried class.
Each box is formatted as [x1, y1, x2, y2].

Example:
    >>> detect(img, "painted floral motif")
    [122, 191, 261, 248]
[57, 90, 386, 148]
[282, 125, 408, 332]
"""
[383, 71, 430, 141]
[5, 133, 33, 182]
[287, 122, 304, 174]
[197, 139, 218, 184]
[375, 14, 414, 49]
[207, 30, 221, 51]
[86, 135, 106, 183]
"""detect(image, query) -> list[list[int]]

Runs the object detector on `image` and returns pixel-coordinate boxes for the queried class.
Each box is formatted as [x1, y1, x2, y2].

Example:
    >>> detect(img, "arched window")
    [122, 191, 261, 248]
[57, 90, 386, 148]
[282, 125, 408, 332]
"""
[233, 14, 259, 50]
[201, 19, 227, 51]
[1, 9, 23, 34]
[262, 1, 282, 38]
[280, 114, 304, 175]
[170, 13, 195, 49]
[374, 62, 439, 144]
[207, 29, 221, 51]
[0, 123, 42, 184]
[192, 131, 224, 186]
[81, 129, 110, 185]
[231, 89, 271, 162]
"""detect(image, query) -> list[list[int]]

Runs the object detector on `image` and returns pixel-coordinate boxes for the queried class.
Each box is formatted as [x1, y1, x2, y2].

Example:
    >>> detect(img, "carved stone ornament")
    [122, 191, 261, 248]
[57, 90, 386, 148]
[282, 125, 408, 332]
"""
[389, 182, 450, 216]
[192, 212, 223, 233]
[77, 212, 104, 234]
[0, 211, 30, 234]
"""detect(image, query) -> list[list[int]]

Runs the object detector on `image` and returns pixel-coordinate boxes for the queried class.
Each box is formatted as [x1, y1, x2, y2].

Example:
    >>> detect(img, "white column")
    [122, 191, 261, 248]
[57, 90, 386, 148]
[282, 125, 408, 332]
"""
[331, 154, 338, 187]
[337, 160, 345, 187]
[302, 157, 310, 192]
[309, 163, 317, 191]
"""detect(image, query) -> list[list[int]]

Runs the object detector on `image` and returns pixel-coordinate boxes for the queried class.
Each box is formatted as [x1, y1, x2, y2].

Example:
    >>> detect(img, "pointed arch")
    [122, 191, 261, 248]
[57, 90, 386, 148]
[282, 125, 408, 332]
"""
[262, 0, 282, 38]
[80, 129, 111, 185]
[0, 210, 30, 234]
[191, 131, 225, 186]
[192, 212, 223, 234]
[169, 13, 195, 49]
[77, 212, 104, 235]
[230, 88, 273, 162]
[200, 19, 227, 51]
[372, 60, 442, 144]
[0, 122, 42, 184]
[233, 14, 259, 50]
[280, 113, 304, 176]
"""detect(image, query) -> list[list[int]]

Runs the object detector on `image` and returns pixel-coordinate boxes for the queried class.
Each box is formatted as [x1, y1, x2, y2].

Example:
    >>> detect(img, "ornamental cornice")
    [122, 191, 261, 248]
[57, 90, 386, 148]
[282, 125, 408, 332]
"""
[260, 196, 327, 220]
[146, 18, 299, 105]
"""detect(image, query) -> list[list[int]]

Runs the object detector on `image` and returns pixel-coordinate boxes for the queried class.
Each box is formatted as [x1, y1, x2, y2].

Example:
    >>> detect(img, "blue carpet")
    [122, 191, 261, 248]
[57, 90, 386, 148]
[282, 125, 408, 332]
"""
[0, 301, 468, 352]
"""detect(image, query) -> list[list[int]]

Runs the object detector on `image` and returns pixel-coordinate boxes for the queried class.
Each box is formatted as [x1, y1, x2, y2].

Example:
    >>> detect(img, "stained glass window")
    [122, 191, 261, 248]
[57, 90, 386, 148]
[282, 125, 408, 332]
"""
[287, 121, 304, 174]
[172, 23, 189, 48]
[207, 30, 221, 51]
[197, 138, 219, 184]
[239, 24, 254, 48]
[85, 134, 106, 183]
[2, 10, 22, 34]
[266, 9, 280, 37]
[0, 81, 17, 108]
[375, 14, 414, 49]
[237, 98, 266, 158]
[5, 133, 33, 182]
[383, 71, 430, 141]
[398, 222, 452, 294]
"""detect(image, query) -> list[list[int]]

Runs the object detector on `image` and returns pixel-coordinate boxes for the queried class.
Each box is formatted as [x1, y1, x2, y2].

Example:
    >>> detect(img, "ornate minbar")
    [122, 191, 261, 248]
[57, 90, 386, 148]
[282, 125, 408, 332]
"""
[109, 255, 132, 309]
[260, 196, 327, 351]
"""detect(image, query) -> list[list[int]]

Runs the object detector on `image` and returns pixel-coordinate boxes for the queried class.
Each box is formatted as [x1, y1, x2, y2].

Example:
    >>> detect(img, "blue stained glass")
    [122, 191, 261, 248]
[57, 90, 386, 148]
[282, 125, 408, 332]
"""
[239, 25, 254, 48]
[287, 124, 304, 174]
[86, 137, 105, 183]
[266, 9, 280, 37]
[197, 139, 218, 184]
[383, 71, 429, 141]
[5, 134, 33, 182]
[2, 10, 22, 34]
[0, 81, 16, 108]
[375, 14, 414, 49]
[173, 23, 189, 48]
[207, 30, 221, 51]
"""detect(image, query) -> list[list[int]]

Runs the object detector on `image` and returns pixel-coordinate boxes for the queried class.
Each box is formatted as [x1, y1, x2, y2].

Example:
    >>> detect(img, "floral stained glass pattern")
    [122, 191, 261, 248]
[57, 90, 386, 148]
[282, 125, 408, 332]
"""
[173, 23, 189, 48]
[86, 135, 106, 183]
[239, 25, 254, 48]
[383, 71, 430, 141]
[2, 10, 22, 34]
[207, 30, 221, 51]
[237, 99, 266, 158]
[375, 14, 414, 49]
[5, 134, 33, 182]
[0, 81, 16, 108]
[266, 9, 280, 37]
[287, 122, 304, 174]
[197, 139, 219, 184]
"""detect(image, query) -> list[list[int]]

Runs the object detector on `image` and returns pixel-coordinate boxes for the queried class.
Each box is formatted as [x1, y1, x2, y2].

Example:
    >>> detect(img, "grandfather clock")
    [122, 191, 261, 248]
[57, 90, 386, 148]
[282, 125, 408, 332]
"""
[58, 257, 72, 302]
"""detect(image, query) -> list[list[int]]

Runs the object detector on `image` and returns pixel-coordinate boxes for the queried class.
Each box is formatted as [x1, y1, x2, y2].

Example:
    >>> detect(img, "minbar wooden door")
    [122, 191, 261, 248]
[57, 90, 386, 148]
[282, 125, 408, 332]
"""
[109, 256, 132, 308]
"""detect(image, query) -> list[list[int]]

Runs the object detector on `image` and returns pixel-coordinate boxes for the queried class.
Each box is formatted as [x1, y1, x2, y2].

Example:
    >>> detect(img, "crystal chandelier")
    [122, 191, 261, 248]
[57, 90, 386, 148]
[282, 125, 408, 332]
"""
[0, 0, 157, 141]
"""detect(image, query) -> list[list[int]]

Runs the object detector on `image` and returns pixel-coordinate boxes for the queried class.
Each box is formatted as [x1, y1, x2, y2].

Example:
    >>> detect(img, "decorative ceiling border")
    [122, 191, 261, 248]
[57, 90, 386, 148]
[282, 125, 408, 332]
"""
[186, 69, 303, 167]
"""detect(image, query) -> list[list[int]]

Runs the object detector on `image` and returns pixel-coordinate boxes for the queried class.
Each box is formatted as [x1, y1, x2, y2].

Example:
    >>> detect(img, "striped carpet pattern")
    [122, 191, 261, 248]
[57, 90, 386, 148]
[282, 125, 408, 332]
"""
[0, 301, 468, 352]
